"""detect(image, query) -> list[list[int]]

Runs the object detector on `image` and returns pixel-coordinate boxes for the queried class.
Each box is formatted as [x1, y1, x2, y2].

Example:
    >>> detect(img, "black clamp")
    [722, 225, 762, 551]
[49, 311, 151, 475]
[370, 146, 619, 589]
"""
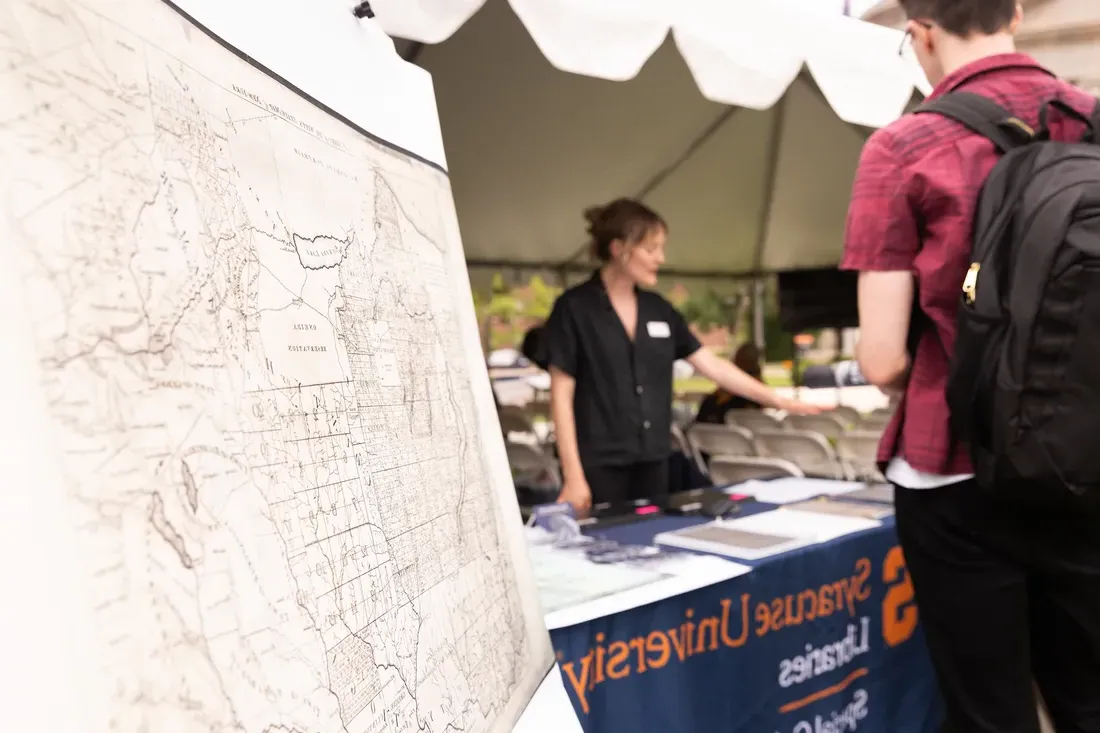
[352, 1, 375, 19]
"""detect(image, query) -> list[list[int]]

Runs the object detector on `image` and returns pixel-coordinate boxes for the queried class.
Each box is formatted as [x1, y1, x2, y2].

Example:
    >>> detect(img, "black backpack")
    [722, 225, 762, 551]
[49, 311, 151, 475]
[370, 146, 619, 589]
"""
[914, 91, 1100, 501]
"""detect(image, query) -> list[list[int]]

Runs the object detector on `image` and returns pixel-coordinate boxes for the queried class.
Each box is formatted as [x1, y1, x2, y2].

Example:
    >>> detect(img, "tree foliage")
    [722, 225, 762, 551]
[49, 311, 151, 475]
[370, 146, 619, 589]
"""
[475, 273, 563, 351]
[679, 290, 731, 331]
[525, 275, 558, 321]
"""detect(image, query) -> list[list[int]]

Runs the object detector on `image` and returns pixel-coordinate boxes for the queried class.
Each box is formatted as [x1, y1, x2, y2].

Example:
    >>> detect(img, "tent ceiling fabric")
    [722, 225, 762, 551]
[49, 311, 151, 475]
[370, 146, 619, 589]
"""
[370, 0, 931, 127]
[407, 0, 918, 279]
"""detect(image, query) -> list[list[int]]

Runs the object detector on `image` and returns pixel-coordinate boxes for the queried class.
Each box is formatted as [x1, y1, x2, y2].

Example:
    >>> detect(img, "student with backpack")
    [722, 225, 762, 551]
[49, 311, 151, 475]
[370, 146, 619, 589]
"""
[843, 1, 1100, 731]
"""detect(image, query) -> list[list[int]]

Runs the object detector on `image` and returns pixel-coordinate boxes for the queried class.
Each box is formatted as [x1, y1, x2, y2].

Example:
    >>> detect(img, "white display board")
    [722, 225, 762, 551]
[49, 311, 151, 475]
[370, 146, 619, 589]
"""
[0, 0, 553, 731]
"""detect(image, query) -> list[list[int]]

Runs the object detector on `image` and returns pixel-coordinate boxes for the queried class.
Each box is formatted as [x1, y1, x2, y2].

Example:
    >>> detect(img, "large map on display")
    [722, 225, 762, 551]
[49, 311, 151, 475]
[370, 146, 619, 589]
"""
[0, 0, 553, 731]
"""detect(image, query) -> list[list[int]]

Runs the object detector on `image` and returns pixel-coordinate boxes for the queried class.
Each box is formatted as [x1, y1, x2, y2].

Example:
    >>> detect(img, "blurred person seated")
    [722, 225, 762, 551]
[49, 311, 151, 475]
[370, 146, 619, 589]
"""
[520, 323, 549, 370]
[695, 343, 765, 424]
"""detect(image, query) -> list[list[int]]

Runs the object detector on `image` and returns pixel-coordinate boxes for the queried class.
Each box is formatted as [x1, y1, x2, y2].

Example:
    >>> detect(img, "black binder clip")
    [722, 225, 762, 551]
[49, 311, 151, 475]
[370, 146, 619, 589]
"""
[352, 1, 374, 19]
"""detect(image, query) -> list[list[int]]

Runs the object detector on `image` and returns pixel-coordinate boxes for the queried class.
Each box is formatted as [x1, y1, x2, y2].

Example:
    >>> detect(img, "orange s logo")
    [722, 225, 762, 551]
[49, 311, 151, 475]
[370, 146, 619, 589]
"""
[882, 546, 918, 648]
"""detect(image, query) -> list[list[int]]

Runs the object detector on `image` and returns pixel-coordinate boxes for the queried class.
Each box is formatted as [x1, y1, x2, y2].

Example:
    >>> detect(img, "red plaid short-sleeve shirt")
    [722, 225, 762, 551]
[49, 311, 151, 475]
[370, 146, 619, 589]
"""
[841, 54, 1095, 475]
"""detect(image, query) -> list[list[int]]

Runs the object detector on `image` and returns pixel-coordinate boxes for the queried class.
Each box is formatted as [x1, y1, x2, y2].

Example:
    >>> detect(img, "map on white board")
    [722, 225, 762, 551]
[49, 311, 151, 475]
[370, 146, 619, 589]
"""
[0, 0, 553, 731]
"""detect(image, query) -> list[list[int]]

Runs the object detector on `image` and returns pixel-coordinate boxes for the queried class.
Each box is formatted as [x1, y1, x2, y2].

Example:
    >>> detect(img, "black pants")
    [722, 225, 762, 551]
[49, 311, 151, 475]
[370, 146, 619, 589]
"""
[895, 481, 1100, 733]
[584, 460, 669, 507]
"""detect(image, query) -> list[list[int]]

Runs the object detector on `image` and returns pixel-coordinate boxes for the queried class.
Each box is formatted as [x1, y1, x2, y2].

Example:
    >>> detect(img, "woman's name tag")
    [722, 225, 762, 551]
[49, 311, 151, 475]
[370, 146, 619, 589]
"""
[646, 321, 671, 338]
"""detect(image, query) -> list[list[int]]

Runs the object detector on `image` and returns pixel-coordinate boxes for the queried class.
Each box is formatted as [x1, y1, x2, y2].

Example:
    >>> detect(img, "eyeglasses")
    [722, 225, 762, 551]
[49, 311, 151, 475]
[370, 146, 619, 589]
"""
[898, 20, 933, 57]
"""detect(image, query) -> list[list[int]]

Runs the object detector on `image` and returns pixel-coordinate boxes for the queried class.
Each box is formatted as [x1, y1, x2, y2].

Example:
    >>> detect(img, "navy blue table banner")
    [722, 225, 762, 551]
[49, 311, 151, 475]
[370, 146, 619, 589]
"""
[548, 514, 943, 733]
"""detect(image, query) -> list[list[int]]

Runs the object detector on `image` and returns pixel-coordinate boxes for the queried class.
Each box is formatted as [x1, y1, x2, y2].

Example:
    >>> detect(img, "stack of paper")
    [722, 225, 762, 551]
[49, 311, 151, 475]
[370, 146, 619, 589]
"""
[840, 483, 895, 504]
[654, 507, 882, 560]
[526, 541, 751, 629]
[732, 477, 865, 505]
[787, 497, 894, 520]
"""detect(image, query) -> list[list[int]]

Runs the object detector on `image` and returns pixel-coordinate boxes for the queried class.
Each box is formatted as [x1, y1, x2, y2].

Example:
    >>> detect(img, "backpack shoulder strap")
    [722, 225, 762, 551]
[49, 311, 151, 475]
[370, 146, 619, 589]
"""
[1089, 97, 1100, 143]
[905, 93, 1030, 364]
[914, 92, 1034, 152]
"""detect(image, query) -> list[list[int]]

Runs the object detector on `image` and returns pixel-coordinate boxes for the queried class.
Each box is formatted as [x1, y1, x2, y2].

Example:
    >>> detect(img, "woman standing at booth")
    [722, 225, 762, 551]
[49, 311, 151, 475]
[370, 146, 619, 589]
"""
[545, 198, 820, 514]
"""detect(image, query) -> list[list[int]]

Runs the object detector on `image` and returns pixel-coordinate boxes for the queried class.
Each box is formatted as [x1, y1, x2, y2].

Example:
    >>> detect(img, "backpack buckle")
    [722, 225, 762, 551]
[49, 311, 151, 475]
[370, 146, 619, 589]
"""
[962, 263, 981, 304]
[1001, 118, 1037, 145]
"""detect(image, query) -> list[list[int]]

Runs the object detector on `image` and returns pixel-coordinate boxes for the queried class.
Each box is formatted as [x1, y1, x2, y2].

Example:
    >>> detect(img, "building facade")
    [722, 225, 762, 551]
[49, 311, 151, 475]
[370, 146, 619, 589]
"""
[863, 0, 1100, 93]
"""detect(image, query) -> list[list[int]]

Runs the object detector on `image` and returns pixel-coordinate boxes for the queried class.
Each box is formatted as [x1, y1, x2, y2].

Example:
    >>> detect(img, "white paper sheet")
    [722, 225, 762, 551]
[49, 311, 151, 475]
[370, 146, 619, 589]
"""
[740, 508, 882, 541]
[787, 498, 894, 520]
[527, 539, 751, 630]
[732, 477, 866, 505]
[529, 544, 670, 614]
[513, 665, 585, 733]
[546, 553, 751, 630]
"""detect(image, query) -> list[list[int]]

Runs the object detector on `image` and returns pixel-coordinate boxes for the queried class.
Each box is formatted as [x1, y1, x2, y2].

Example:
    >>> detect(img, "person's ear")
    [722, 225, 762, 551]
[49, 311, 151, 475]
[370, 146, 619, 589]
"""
[915, 23, 935, 56]
[608, 238, 627, 262]
[1009, 3, 1024, 34]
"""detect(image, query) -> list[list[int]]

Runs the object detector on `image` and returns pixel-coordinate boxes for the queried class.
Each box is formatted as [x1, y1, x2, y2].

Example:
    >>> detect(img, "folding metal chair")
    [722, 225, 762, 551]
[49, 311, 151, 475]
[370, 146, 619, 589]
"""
[708, 456, 805, 485]
[857, 412, 893, 434]
[836, 431, 886, 482]
[499, 406, 540, 445]
[687, 423, 756, 465]
[506, 441, 561, 487]
[829, 405, 862, 428]
[724, 409, 783, 434]
[784, 414, 850, 441]
[753, 429, 846, 479]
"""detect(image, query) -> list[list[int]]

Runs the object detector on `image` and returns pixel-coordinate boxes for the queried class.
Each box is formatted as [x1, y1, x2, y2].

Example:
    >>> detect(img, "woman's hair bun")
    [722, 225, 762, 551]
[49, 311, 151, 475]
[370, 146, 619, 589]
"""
[582, 198, 666, 263]
[582, 205, 606, 231]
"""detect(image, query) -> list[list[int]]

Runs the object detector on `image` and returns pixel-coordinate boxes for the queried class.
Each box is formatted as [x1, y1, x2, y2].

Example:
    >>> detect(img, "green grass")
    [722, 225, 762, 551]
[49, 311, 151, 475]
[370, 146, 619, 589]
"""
[674, 369, 792, 396]
[673, 376, 715, 395]
[764, 372, 793, 387]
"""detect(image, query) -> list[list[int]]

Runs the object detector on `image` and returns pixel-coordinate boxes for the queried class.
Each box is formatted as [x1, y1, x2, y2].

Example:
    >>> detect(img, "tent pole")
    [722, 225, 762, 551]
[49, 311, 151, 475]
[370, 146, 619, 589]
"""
[752, 278, 766, 351]
[791, 333, 801, 400]
[746, 96, 787, 361]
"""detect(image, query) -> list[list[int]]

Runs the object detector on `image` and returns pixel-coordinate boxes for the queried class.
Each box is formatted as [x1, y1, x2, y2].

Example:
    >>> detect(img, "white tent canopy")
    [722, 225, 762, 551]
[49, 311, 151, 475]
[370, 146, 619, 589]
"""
[370, 0, 928, 284]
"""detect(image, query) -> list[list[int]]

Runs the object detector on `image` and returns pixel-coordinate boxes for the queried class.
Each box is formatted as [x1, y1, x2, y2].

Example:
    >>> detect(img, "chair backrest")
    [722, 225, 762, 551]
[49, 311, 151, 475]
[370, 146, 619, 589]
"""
[672, 424, 707, 475]
[499, 406, 538, 442]
[678, 390, 710, 406]
[687, 424, 756, 461]
[524, 400, 552, 422]
[753, 429, 845, 479]
[708, 456, 805, 485]
[499, 405, 532, 429]
[830, 405, 862, 428]
[724, 409, 782, 434]
[836, 431, 885, 482]
[858, 412, 892, 433]
[671, 403, 696, 428]
[671, 424, 691, 454]
[784, 414, 849, 441]
[505, 441, 561, 487]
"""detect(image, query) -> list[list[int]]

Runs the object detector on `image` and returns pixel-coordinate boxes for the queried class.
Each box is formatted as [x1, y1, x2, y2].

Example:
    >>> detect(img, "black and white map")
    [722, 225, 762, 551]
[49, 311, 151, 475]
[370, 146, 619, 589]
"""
[0, 0, 552, 731]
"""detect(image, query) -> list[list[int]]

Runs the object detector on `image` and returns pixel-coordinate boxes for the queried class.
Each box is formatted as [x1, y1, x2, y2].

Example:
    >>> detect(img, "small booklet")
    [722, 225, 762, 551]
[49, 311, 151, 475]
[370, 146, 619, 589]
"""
[654, 522, 809, 561]
[840, 483, 895, 505]
[787, 497, 894, 520]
